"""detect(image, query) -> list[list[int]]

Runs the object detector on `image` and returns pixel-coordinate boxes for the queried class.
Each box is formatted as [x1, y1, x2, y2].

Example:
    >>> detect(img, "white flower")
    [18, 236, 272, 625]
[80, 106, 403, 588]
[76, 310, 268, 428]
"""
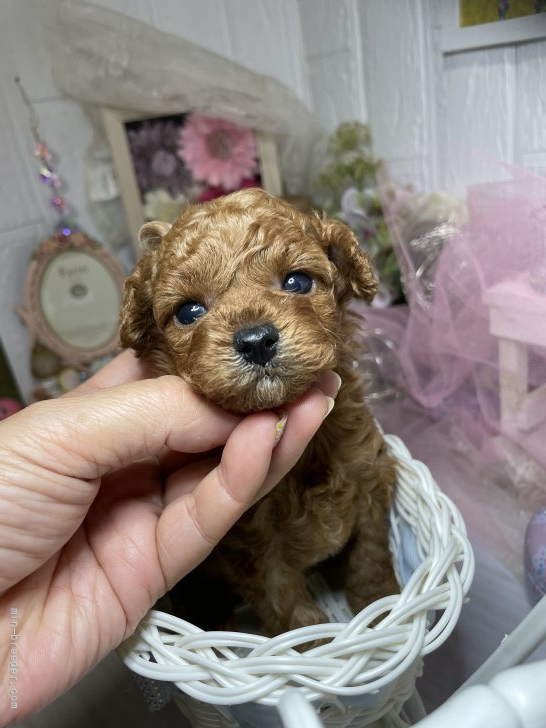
[339, 187, 369, 229]
[143, 188, 190, 223]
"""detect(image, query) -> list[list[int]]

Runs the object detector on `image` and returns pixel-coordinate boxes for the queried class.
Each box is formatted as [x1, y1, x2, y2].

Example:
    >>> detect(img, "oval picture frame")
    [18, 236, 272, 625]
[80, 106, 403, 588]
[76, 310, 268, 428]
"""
[18, 231, 126, 368]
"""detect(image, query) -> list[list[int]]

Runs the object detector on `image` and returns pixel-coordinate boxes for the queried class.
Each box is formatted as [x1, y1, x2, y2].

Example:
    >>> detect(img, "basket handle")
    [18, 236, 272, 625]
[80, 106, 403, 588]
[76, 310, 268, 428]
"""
[277, 690, 323, 728]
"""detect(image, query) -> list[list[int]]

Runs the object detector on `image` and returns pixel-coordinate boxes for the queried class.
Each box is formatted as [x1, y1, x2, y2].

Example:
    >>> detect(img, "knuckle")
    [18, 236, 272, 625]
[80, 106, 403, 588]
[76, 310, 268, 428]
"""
[186, 496, 218, 548]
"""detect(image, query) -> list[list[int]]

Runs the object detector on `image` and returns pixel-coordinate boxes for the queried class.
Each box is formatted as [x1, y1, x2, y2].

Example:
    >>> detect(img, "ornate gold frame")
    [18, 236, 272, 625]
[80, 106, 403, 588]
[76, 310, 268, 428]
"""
[17, 231, 126, 368]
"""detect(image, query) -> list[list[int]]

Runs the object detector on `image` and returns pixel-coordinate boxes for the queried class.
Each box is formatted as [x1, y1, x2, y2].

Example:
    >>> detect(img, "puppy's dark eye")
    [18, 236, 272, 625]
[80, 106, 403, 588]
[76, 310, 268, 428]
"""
[282, 271, 313, 294]
[174, 301, 207, 325]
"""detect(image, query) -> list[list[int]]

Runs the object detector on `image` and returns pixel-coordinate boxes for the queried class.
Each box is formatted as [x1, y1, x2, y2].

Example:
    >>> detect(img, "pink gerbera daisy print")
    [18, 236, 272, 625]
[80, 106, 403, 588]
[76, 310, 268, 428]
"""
[177, 114, 259, 191]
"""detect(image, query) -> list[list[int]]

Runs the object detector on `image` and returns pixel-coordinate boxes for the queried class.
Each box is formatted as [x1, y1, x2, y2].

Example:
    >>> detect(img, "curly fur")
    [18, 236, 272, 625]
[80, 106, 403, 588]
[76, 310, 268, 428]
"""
[120, 188, 398, 634]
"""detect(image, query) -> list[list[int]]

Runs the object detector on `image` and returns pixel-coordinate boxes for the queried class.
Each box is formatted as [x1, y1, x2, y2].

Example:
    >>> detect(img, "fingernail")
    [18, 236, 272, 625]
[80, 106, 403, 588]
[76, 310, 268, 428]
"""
[324, 396, 335, 418]
[274, 411, 288, 446]
[317, 370, 342, 400]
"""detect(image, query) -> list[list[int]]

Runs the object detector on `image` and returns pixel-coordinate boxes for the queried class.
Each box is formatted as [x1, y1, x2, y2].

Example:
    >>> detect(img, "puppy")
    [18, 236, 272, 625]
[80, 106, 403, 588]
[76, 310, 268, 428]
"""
[120, 188, 399, 635]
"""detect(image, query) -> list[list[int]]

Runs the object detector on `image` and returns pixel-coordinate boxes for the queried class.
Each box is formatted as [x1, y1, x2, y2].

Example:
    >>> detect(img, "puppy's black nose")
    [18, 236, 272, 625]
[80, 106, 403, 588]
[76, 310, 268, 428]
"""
[234, 324, 279, 366]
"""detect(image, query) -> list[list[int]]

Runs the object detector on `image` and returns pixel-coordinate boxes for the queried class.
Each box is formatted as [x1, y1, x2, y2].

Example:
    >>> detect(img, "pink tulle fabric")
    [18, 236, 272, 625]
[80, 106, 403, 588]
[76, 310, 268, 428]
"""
[363, 163, 546, 474]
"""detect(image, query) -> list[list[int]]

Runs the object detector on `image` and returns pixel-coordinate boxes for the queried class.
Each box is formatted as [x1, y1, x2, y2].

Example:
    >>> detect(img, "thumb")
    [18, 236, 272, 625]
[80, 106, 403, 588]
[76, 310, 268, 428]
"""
[0, 377, 240, 597]
[2, 376, 240, 481]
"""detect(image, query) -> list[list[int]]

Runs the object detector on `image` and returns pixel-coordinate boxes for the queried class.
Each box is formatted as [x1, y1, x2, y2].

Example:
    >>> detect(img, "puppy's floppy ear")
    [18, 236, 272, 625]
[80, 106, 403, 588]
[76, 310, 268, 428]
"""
[119, 221, 171, 354]
[138, 220, 172, 250]
[321, 218, 377, 303]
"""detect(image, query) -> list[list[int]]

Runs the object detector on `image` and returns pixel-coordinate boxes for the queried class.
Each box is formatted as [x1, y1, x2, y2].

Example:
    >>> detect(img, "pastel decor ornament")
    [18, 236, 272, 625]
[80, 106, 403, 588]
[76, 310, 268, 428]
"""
[0, 398, 22, 421]
[524, 507, 546, 604]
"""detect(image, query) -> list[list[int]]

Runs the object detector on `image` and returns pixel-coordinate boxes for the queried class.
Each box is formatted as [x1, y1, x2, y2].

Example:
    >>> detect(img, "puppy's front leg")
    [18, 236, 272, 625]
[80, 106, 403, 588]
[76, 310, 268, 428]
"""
[239, 561, 328, 636]
[345, 489, 399, 616]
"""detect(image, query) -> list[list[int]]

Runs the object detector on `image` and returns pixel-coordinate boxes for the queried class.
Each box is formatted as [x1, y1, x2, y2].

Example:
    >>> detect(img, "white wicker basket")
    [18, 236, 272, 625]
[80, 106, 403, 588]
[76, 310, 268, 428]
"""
[119, 433, 474, 727]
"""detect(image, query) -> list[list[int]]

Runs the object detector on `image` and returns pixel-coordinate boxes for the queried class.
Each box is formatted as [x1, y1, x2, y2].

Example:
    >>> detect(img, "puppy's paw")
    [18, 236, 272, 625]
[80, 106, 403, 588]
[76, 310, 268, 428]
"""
[264, 602, 329, 636]
[346, 572, 400, 618]
[288, 603, 329, 632]
[286, 604, 331, 652]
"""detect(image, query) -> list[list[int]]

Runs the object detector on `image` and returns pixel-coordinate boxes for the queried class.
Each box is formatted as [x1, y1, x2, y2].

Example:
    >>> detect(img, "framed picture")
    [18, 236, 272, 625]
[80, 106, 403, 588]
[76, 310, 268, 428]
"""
[17, 229, 126, 399]
[441, 0, 546, 53]
[101, 109, 283, 253]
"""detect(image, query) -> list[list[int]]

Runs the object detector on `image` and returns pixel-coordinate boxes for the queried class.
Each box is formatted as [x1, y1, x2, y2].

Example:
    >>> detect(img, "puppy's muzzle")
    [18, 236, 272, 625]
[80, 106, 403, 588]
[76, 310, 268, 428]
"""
[234, 324, 279, 366]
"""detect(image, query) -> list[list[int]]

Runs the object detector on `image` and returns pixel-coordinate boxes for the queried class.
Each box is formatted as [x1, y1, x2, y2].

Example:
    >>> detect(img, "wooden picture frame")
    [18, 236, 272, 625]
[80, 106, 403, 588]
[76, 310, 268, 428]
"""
[441, 0, 546, 53]
[101, 108, 283, 254]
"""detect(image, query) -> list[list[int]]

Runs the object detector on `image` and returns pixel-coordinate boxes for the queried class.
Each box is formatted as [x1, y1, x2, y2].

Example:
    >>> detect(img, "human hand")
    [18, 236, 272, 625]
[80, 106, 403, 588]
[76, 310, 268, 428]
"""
[0, 350, 339, 724]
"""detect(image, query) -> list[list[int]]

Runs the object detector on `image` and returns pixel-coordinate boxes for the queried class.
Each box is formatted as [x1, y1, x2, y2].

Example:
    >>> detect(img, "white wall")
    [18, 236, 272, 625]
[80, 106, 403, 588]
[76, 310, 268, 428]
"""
[297, 0, 367, 133]
[356, 0, 440, 192]
[299, 0, 546, 195]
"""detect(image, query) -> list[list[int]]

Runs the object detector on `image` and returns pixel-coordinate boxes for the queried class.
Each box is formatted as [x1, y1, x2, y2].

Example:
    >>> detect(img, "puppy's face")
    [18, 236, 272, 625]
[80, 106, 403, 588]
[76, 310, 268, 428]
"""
[120, 189, 377, 413]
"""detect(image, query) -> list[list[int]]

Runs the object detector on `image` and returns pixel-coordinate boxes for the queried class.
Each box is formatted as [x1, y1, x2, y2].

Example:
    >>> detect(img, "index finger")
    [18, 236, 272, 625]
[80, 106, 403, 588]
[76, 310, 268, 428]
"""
[66, 349, 156, 396]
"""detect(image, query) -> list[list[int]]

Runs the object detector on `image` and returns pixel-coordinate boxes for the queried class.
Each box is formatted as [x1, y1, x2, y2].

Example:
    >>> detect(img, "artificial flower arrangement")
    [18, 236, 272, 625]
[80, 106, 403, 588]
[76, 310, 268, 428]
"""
[378, 183, 467, 310]
[313, 123, 404, 306]
[313, 123, 466, 308]
[127, 112, 262, 223]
